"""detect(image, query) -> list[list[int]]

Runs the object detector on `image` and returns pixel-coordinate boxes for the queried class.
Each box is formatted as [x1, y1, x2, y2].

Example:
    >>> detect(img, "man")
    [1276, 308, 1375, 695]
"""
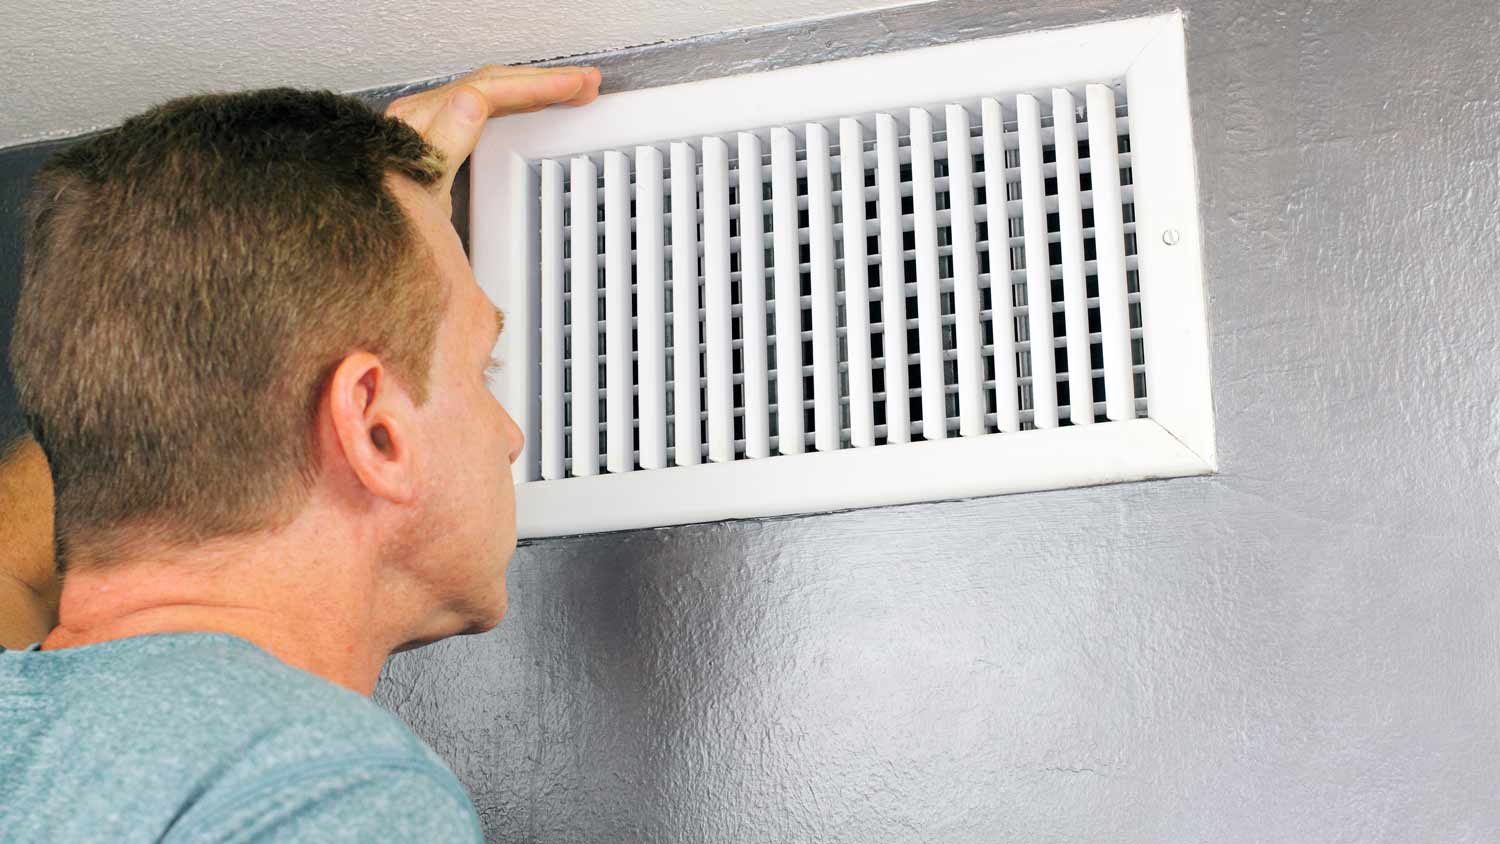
[0, 64, 600, 841]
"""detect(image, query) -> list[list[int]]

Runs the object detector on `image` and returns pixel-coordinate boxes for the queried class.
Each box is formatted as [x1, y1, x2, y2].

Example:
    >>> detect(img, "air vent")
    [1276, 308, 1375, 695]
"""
[472, 12, 1213, 538]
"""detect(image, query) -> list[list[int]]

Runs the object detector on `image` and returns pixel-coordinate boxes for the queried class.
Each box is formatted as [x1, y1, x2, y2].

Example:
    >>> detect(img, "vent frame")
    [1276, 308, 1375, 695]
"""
[472, 12, 1213, 539]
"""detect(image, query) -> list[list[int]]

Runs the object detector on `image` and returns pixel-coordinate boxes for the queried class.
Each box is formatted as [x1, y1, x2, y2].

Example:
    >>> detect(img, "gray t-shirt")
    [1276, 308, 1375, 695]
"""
[0, 632, 482, 842]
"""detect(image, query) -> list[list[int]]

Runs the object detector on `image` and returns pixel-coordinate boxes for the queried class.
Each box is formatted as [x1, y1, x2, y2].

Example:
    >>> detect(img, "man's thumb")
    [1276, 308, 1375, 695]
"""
[426, 86, 488, 187]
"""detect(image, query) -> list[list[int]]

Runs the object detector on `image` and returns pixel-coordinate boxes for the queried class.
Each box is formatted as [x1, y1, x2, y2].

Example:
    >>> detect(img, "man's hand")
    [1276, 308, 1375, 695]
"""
[386, 65, 602, 198]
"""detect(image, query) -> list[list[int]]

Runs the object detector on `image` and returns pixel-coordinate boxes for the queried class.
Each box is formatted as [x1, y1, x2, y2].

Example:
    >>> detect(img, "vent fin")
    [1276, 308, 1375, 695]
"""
[566, 155, 599, 476]
[909, 106, 947, 440]
[1053, 88, 1096, 426]
[737, 132, 773, 460]
[603, 151, 632, 473]
[1016, 94, 1059, 428]
[769, 128, 807, 456]
[806, 123, 841, 453]
[838, 117, 875, 448]
[668, 142, 702, 466]
[874, 112, 913, 445]
[981, 97, 1022, 433]
[540, 159, 566, 480]
[702, 137, 735, 464]
[1087, 83, 1136, 422]
[635, 145, 669, 469]
[945, 103, 987, 437]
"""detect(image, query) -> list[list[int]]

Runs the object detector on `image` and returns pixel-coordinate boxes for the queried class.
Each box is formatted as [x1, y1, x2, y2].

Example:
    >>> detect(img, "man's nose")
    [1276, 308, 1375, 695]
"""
[503, 406, 524, 465]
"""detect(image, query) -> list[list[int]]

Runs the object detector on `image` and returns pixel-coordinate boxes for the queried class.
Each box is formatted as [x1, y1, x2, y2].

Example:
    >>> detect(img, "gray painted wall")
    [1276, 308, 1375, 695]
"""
[374, 1, 1500, 841]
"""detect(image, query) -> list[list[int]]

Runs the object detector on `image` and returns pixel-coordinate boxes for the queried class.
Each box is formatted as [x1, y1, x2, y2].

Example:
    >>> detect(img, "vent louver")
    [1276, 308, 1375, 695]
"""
[473, 13, 1214, 538]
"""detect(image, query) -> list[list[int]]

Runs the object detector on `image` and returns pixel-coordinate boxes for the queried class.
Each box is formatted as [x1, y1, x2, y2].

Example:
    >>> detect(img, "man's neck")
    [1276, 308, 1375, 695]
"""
[42, 521, 407, 696]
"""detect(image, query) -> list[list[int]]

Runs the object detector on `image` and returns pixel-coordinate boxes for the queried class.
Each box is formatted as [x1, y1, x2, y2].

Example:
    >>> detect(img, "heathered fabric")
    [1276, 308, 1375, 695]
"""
[0, 632, 482, 843]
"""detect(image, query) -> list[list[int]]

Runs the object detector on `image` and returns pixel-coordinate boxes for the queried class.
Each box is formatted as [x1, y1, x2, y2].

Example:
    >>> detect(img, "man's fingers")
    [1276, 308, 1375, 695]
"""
[466, 63, 597, 81]
[389, 66, 599, 123]
[461, 69, 598, 117]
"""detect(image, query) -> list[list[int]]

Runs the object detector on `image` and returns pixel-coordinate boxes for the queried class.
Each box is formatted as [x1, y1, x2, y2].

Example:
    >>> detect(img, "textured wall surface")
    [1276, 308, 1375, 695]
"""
[0, 0, 914, 148]
[372, 1, 1500, 841]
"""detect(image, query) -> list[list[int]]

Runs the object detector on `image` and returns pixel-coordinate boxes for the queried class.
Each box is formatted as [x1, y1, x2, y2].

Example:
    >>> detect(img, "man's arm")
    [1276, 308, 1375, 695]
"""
[0, 436, 57, 648]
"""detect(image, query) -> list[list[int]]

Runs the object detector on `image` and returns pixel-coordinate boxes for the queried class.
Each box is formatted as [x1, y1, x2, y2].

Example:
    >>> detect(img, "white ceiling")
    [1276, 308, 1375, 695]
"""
[0, 0, 914, 149]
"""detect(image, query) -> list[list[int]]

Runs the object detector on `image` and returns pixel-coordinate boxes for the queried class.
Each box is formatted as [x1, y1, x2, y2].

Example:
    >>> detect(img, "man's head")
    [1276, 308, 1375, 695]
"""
[11, 88, 522, 633]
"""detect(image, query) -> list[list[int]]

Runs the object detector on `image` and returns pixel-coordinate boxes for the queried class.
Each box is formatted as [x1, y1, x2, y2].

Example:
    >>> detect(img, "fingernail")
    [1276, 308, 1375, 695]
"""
[451, 88, 484, 122]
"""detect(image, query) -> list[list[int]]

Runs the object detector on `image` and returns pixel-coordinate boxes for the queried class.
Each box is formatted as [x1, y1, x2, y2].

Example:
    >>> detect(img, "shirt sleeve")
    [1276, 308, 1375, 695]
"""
[164, 756, 484, 844]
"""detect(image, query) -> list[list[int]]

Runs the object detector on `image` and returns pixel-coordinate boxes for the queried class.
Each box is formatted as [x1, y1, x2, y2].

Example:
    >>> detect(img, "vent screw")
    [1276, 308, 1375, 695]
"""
[1162, 228, 1181, 246]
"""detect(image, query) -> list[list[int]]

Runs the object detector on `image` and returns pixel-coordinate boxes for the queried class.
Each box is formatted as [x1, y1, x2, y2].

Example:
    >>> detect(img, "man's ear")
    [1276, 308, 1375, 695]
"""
[321, 352, 418, 504]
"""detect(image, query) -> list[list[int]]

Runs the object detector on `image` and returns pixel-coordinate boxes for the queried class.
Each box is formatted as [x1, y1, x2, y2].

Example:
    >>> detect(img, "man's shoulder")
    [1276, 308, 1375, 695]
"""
[119, 632, 445, 768]
[142, 634, 479, 842]
[0, 632, 478, 843]
[10, 631, 454, 780]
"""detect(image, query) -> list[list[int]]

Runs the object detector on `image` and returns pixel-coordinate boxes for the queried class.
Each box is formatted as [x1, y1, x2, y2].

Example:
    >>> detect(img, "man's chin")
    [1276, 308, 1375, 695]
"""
[438, 545, 511, 638]
[461, 598, 507, 636]
[462, 576, 508, 635]
[396, 605, 503, 650]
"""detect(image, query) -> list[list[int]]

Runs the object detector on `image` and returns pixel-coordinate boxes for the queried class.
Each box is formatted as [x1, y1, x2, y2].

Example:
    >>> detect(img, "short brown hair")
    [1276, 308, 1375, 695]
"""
[12, 88, 446, 565]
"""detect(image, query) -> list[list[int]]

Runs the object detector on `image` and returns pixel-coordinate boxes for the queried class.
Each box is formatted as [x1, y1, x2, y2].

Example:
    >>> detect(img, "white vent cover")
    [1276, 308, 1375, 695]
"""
[472, 12, 1213, 539]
